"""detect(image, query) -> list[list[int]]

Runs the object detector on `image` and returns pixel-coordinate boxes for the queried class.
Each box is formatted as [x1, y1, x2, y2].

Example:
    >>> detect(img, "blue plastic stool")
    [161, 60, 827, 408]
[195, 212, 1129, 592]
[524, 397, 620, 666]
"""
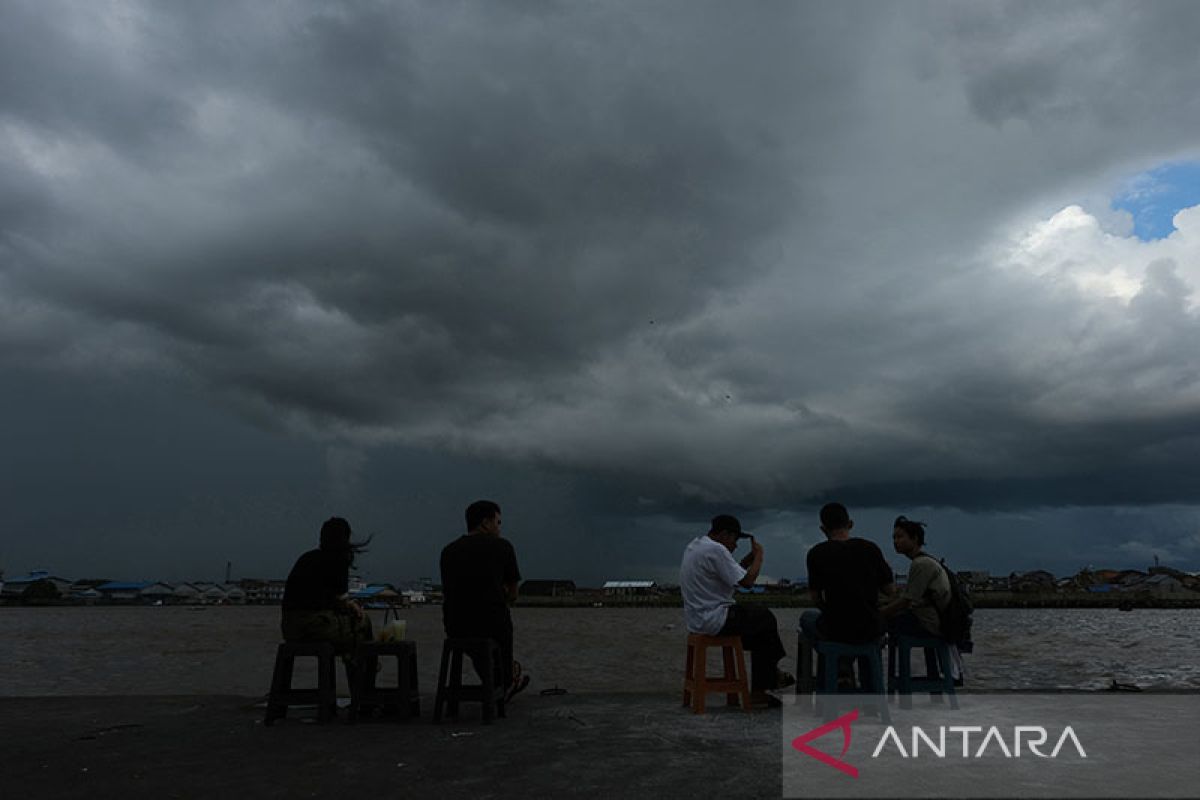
[797, 634, 890, 723]
[887, 633, 958, 710]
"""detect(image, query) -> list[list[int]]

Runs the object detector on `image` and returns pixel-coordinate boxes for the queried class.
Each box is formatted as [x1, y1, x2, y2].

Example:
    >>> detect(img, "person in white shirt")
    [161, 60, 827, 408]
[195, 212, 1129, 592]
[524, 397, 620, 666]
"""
[680, 514, 791, 704]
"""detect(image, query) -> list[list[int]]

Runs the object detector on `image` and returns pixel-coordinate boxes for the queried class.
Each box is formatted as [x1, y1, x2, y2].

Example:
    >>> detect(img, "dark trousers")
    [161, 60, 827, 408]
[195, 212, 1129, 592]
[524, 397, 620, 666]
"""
[887, 610, 937, 638]
[448, 621, 514, 690]
[718, 605, 787, 691]
[798, 608, 878, 690]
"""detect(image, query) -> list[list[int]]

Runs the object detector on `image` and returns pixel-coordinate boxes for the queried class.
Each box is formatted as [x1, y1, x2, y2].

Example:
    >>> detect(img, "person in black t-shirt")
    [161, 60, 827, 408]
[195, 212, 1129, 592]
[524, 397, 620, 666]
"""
[801, 503, 895, 644]
[281, 517, 373, 655]
[440, 500, 526, 700]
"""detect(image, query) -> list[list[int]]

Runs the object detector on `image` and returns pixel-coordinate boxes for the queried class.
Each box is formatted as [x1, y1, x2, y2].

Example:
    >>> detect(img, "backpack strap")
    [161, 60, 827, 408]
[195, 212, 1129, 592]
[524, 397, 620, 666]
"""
[910, 552, 949, 605]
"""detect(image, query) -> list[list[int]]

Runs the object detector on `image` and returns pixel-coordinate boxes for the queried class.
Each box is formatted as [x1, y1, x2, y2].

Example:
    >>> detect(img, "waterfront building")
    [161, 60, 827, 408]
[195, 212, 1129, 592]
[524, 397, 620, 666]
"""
[96, 581, 153, 603]
[171, 583, 203, 604]
[138, 583, 175, 604]
[520, 579, 576, 597]
[602, 580, 658, 596]
[2, 571, 72, 599]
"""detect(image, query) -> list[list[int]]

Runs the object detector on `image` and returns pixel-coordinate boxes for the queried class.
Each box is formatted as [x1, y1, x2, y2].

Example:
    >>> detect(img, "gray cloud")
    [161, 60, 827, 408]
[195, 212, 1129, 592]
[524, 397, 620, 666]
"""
[3, 0, 1200, 575]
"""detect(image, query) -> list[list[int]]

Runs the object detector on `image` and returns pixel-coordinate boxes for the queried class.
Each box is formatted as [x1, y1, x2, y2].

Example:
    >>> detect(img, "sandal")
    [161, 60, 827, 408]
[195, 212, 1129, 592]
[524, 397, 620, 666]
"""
[503, 660, 530, 702]
[750, 691, 782, 709]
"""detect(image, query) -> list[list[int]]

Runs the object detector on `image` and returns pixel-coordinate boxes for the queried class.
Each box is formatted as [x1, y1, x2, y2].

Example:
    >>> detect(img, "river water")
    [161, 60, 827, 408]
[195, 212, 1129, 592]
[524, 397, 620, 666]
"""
[2, 605, 1197, 697]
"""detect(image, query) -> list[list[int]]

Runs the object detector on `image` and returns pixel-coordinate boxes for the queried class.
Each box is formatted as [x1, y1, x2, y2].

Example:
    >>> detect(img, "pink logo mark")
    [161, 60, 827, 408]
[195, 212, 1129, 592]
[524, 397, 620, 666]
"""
[791, 709, 859, 778]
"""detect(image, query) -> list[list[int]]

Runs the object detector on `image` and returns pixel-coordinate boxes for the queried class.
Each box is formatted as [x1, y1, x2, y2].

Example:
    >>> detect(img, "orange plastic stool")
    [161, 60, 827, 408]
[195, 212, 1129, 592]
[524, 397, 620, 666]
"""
[682, 633, 752, 713]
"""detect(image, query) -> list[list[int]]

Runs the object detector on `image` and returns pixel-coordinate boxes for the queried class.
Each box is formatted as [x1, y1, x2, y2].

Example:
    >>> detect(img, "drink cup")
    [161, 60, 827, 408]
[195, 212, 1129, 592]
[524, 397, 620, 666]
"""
[379, 619, 407, 642]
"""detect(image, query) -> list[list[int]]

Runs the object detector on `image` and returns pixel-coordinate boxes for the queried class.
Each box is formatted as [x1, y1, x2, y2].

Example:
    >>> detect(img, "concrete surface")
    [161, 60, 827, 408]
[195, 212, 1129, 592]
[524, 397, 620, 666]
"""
[2, 692, 783, 799]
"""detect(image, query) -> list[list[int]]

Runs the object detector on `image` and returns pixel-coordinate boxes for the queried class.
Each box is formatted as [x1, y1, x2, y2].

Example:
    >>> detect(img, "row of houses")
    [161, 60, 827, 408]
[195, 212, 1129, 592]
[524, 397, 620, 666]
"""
[0, 573, 256, 605]
[1, 570, 438, 606]
[7, 566, 1197, 605]
[871, 566, 1200, 596]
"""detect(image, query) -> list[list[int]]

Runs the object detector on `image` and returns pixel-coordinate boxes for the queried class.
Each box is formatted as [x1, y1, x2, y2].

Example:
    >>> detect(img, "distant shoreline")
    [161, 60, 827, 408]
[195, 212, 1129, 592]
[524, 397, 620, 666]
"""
[513, 594, 1200, 610]
[5, 592, 1200, 610]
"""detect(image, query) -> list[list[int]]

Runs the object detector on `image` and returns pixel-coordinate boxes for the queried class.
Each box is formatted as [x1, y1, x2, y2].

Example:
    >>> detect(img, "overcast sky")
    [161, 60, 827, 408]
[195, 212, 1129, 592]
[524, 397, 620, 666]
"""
[3, 1, 1200, 585]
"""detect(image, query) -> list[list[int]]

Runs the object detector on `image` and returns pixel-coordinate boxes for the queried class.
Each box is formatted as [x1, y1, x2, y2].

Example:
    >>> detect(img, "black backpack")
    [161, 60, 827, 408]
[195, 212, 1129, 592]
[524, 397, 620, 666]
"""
[917, 553, 974, 653]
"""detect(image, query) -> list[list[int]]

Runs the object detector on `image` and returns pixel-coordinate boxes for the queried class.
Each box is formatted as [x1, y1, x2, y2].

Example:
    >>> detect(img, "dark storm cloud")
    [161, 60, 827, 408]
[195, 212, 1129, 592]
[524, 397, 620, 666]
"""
[949, 1, 1200, 130]
[3, 0, 1200, 529]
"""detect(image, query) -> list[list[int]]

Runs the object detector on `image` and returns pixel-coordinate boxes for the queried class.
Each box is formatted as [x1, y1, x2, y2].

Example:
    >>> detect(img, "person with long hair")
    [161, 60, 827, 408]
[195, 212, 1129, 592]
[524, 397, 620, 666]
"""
[281, 516, 374, 654]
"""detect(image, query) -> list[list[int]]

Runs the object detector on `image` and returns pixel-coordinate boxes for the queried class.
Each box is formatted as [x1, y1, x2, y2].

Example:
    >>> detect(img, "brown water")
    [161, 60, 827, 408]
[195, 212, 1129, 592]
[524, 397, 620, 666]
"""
[2, 606, 1198, 697]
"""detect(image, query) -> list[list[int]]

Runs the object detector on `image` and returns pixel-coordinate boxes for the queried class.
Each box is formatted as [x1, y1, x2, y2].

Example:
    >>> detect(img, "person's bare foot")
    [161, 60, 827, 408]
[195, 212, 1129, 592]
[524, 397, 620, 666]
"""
[505, 674, 530, 703]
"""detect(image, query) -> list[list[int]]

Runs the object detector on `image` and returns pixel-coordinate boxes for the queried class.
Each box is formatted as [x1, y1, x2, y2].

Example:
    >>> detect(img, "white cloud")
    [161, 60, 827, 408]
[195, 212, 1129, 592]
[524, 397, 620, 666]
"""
[1000, 203, 1200, 306]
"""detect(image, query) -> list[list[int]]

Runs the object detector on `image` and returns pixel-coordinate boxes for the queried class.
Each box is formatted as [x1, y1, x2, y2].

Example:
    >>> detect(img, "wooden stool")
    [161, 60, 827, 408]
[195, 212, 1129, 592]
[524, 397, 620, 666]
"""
[682, 633, 752, 714]
[433, 638, 506, 724]
[349, 640, 421, 722]
[265, 641, 337, 726]
[887, 633, 958, 710]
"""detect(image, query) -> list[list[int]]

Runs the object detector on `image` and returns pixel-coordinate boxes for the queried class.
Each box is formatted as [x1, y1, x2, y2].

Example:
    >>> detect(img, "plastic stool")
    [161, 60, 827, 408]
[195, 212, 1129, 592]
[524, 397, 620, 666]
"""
[682, 633, 753, 714]
[265, 641, 337, 726]
[887, 633, 958, 710]
[798, 636, 890, 723]
[433, 638, 506, 724]
[349, 640, 421, 722]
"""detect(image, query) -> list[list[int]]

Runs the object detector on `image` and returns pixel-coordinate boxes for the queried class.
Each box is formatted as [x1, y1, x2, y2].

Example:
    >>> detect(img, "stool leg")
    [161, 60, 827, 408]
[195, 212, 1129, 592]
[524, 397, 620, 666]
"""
[871, 650, 890, 724]
[818, 653, 838, 694]
[924, 647, 944, 704]
[317, 652, 335, 724]
[402, 648, 419, 718]
[898, 643, 913, 710]
[733, 644, 751, 712]
[433, 642, 451, 723]
[938, 645, 959, 710]
[797, 634, 814, 696]
[796, 635, 816, 716]
[683, 643, 695, 707]
[480, 646, 495, 725]
[265, 647, 292, 726]
[817, 652, 839, 722]
[855, 654, 871, 691]
[722, 645, 739, 707]
[411, 648, 421, 716]
[348, 646, 365, 722]
[448, 648, 463, 718]
[887, 639, 897, 697]
[693, 644, 707, 714]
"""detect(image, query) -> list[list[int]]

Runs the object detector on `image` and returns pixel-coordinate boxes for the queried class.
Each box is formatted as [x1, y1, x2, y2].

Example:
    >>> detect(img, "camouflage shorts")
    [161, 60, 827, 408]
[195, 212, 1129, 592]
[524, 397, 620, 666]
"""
[281, 609, 374, 655]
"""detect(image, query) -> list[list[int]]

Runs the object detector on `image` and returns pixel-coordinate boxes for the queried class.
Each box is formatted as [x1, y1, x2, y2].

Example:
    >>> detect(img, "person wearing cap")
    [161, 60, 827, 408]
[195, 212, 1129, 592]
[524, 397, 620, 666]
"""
[280, 516, 374, 655]
[679, 514, 791, 705]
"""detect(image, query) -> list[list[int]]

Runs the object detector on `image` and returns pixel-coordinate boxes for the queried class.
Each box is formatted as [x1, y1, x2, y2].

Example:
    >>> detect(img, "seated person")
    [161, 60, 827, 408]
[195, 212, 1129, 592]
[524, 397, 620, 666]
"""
[801, 502, 895, 644]
[440, 500, 529, 702]
[280, 517, 374, 656]
[680, 514, 791, 705]
[881, 515, 950, 638]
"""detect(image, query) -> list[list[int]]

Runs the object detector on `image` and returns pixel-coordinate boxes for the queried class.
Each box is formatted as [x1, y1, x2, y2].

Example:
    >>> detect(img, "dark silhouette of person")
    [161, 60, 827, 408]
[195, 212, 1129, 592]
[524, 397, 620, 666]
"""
[801, 502, 895, 644]
[440, 500, 528, 700]
[281, 516, 374, 655]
